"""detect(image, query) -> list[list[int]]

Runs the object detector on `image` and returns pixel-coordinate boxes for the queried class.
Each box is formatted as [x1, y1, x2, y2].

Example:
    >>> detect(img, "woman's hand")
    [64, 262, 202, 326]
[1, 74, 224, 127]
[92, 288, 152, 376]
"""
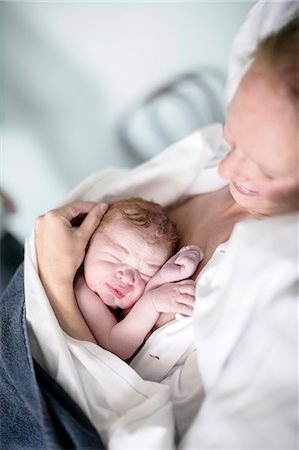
[35, 201, 108, 285]
[34, 201, 108, 342]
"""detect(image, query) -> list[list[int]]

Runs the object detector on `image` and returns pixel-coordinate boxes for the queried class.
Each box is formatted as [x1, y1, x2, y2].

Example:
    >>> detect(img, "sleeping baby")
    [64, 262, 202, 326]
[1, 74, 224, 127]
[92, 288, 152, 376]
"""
[74, 197, 203, 360]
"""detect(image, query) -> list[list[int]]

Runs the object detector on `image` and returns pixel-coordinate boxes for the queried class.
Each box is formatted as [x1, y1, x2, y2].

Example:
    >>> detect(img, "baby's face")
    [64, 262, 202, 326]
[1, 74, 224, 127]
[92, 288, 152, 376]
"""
[84, 221, 170, 309]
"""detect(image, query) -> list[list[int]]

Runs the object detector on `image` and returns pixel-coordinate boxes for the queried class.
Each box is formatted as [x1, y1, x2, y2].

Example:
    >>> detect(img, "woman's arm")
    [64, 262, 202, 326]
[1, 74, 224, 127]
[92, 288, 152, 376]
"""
[35, 201, 108, 342]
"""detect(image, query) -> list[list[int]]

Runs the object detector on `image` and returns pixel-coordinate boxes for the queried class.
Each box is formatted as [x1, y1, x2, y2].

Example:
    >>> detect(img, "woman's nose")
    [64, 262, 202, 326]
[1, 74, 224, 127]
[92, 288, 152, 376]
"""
[116, 268, 135, 285]
[218, 149, 247, 181]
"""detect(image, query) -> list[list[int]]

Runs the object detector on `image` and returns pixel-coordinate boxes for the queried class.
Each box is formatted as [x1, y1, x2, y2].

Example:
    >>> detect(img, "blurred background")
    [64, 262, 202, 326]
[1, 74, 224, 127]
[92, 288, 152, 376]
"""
[0, 1, 253, 290]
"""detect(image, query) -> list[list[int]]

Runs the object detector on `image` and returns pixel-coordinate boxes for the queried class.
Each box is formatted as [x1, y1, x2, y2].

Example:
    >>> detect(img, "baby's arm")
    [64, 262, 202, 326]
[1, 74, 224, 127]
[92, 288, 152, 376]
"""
[75, 246, 202, 360]
[147, 245, 203, 291]
[111, 246, 202, 359]
[97, 280, 196, 360]
[146, 245, 203, 330]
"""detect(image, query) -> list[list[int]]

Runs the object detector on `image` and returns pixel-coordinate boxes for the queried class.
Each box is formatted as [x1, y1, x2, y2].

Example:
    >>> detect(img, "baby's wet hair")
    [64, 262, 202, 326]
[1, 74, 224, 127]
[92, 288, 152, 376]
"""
[97, 197, 179, 254]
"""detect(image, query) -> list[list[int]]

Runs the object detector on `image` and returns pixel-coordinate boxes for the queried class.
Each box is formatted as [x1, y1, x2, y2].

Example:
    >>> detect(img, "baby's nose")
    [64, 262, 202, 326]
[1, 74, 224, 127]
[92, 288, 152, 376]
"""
[117, 268, 135, 285]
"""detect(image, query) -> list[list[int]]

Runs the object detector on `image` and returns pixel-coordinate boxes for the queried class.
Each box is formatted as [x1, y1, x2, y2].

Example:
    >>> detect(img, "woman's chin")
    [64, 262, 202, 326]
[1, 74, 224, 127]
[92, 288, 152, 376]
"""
[229, 182, 261, 212]
[229, 182, 284, 217]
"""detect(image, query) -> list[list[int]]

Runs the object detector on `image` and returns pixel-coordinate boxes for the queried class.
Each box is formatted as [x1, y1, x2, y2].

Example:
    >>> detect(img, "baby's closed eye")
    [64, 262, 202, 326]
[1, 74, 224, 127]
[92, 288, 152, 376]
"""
[104, 252, 121, 262]
[140, 272, 152, 281]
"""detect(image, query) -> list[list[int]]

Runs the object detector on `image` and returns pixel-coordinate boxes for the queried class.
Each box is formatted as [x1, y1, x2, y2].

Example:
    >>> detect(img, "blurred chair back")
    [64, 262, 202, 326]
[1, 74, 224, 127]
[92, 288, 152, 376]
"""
[117, 68, 226, 164]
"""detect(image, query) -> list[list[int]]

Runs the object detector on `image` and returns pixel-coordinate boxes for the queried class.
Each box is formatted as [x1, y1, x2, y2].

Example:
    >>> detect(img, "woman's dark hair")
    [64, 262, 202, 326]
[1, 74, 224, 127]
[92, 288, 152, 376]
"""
[253, 15, 299, 107]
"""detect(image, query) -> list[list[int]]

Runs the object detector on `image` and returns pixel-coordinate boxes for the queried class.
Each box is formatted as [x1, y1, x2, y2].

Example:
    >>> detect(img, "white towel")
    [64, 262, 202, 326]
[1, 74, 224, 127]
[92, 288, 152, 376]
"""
[25, 123, 227, 448]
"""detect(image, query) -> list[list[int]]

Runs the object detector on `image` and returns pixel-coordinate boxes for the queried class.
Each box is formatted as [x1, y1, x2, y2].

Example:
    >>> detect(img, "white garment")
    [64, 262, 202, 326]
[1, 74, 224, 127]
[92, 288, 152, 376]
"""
[129, 242, 229, 438]
[181, 1, 299, 446]
[180, 213, 298, 449]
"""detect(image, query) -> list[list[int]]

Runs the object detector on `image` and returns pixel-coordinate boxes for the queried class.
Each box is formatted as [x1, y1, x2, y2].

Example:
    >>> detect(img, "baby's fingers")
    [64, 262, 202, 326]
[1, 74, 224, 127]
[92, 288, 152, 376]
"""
[174, 281, 196, 316]
[175, 245, 204, 265]
[174, 302, 194, 317]
[177, 280, 196, 298]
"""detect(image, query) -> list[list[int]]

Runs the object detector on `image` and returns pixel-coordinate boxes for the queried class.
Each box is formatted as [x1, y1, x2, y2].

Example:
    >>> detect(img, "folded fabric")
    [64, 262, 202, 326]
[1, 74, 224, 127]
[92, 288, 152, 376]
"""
[24, 123, 227, 448]
[0, 264, 105, 449]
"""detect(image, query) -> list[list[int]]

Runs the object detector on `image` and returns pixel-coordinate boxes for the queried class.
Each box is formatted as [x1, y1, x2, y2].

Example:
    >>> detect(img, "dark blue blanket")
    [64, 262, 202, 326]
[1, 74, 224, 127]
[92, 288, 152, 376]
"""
[0, 264, 105, 449]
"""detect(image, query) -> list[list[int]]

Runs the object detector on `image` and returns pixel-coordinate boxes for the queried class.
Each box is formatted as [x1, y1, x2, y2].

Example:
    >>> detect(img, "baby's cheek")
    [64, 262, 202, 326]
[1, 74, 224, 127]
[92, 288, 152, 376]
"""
[84, 269, 95, 290]
[86, 264, 107, 292]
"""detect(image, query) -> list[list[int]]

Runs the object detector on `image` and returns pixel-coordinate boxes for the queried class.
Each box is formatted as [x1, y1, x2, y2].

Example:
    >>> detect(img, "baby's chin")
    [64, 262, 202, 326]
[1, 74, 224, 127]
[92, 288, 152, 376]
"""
[118, 297, 139, 310]
[106, 296, 137, 311]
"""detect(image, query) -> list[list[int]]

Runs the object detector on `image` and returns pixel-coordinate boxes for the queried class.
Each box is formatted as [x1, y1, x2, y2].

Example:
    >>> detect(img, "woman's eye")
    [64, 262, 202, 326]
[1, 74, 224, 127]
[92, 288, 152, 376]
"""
[262, 170, 275, 180]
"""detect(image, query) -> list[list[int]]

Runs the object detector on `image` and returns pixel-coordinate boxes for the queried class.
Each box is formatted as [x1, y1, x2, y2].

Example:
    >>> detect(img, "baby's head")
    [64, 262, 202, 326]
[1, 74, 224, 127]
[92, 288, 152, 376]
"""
[84, 197, 179, 309]
[98, 197, 179, 253]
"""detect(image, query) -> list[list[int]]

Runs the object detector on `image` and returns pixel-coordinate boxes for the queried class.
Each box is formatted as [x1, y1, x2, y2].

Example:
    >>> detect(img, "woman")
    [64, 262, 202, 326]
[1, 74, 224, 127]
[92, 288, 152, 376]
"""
[2, 3, 298, 449]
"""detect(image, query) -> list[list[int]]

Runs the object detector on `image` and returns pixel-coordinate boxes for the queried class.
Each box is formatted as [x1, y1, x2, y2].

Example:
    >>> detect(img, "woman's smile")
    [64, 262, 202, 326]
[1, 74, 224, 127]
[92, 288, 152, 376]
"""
[232, 182, 259, 197]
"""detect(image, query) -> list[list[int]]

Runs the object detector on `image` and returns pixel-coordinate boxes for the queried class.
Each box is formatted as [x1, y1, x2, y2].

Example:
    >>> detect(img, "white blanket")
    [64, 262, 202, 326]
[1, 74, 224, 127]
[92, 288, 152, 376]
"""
[25, 123, 228, 448]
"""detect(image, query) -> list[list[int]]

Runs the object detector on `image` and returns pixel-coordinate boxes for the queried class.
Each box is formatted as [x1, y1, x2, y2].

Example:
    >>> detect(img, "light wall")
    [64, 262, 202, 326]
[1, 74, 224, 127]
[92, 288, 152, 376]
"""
[1, 1, 253, 242]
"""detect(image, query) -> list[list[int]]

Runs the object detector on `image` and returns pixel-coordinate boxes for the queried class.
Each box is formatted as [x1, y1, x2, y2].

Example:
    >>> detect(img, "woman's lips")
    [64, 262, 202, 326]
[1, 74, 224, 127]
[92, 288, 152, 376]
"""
[232, 182, 259, 197]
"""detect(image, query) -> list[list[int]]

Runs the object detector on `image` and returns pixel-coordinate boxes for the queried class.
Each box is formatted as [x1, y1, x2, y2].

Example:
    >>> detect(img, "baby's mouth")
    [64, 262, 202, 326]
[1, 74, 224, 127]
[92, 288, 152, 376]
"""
[233, 182, 259, 196]
[106, 283, 126, 299]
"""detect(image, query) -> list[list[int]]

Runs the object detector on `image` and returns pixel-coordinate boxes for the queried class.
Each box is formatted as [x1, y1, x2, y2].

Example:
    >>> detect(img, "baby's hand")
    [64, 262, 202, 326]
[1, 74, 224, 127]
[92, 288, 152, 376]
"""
[147, 280, 196, 317]
[173, 245, 204, 279]
[146, 245, 203, 291]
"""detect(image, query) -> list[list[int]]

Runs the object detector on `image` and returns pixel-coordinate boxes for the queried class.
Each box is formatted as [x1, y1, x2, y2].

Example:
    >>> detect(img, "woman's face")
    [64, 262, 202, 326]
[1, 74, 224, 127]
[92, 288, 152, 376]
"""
[218, 66, 299, 216]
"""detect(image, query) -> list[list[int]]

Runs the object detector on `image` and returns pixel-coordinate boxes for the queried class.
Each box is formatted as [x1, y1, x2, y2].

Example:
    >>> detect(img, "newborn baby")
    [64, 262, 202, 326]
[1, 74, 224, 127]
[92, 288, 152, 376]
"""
[75, 197, 203, 360]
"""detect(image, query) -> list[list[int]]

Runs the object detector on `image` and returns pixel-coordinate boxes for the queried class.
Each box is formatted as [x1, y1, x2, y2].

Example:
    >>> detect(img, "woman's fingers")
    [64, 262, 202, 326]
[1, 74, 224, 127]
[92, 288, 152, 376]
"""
[57, 201, 99, 221]
[35, 201, 108, 284]
[77, 203, 108, 241]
